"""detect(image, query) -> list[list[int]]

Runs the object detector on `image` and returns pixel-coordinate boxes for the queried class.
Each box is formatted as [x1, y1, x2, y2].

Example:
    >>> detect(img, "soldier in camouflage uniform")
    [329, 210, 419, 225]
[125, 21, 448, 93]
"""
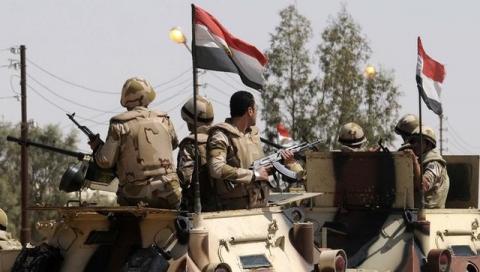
[395, 114, 419, 151]
[177, 95, 215, 211]
[207, 91, 302, 210]
[89, 77, 181, 209]
[0, 208, 21, 250]
[404, 126, 449, 208]
[337, 122, 368, 152]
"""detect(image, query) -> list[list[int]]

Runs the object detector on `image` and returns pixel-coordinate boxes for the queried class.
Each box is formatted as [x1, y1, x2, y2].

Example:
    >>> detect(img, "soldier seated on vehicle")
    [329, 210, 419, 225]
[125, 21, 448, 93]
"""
[0, 208, 21, 250]
[395, 114, 419, 150]
[337, 122, 368, 152]
[207, 91, 302, 210]
[89, 77, 181, 209]
[177, 95, 215, 211]
[403, 126, 449, 208]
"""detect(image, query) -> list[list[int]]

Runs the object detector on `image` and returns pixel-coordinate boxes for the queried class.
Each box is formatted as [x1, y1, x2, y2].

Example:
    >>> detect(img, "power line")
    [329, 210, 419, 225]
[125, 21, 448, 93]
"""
[445, 120, 480, 149]
[153, 67, 192, 88]
[209, 71, 242, 91]
[27, 59, 118, 94]
[0, 95, 19, 100]
[27, 74, 118, 113]
[206, 82, 232, 98]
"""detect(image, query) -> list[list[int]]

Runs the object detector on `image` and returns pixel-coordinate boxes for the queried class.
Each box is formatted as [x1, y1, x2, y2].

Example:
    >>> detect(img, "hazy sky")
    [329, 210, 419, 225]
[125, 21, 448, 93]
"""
[1, 0, 479, 154]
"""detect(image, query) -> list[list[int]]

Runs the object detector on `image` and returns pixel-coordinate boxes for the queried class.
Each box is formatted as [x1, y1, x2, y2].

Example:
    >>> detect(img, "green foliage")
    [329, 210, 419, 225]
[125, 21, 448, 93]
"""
[316, 6, 400, 148]
[263, 5, 401, 149]
[262, 5, 317, 144]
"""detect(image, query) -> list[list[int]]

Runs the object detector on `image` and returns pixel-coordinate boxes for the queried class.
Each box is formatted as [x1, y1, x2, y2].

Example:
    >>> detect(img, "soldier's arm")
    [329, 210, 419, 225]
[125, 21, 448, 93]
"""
[166, 117, 179, 150]
[177, 143, 194, 188]
[95, 122, 123, 169]
[422, 161, 443, 192]
[208, 131, 254, 184]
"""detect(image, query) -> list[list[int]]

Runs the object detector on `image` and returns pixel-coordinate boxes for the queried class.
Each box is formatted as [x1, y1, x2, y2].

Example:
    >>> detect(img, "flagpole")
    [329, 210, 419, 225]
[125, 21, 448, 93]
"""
[418, 88, 424, 210]
[191, 4, 202, 216]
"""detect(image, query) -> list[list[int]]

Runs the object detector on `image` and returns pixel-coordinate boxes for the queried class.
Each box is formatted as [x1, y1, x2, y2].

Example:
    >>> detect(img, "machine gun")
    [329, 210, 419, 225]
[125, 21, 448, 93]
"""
[67, 112, 104, 146]
[7, 136, 116, 193]
[252, 139, 322, 187]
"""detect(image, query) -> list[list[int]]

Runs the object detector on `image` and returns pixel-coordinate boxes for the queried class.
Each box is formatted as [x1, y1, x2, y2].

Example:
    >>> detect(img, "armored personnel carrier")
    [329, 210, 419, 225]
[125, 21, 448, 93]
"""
[2, 150, 480, 271]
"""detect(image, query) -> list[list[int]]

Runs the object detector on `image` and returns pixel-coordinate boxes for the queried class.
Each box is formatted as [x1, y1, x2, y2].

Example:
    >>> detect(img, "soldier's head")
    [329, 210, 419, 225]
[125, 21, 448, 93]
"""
[181, 95, 214, 131]
[0, 208, 7, 231]
[230, 91, 257, 126]
[409, 125, 436, 156]
[120, 77, 156, 110]
[395, 114, 419, 142]
[338, 122, 367, 151]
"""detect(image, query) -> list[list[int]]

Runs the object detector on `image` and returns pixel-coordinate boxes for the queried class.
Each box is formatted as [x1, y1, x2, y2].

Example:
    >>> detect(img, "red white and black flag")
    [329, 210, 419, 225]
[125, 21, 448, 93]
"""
[192, 5, 268, 90]
[416, 37, 446, 115]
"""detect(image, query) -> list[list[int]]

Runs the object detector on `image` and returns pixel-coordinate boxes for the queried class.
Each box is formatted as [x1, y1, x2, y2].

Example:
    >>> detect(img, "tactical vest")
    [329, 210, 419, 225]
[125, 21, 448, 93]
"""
[422, 149, 449, 208]
[209, 122, 268, 209]
[178, 128, 214, 211]
[111, 108, 175, 184]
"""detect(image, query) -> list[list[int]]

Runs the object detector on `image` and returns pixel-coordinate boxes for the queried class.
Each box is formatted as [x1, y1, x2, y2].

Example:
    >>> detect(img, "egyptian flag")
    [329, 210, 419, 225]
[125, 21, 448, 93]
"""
[277, 123, 293, 146]
[416, 37, 446, 115]
[192, 5, 268, 90]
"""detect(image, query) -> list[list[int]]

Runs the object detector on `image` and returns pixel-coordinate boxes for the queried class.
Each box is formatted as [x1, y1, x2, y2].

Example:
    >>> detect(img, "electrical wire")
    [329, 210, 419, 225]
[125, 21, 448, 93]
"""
[209, 71, 242, 91]
[152, 67, 192, 88]
[206, 82, 232, 98]
[27, 59, 118, 94]
[0, 95, 18, 100]
[10, 74, 20, 95]
[27, 74, 118, 113]
[445, 120, 480, 149]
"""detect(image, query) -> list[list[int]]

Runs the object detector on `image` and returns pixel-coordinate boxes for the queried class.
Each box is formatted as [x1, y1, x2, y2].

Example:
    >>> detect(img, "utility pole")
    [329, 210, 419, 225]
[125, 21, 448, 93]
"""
[439, 114, 443, 155]
[19, 45, 30, 245]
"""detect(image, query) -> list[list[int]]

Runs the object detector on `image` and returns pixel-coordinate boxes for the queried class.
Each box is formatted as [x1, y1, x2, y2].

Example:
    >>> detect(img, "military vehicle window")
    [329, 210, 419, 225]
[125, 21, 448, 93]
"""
[239, 254, 272, 269]
[450, 245, 475, 256]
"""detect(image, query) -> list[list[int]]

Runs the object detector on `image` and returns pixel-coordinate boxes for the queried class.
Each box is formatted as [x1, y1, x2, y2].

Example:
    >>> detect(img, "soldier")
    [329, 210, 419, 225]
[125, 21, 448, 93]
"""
[177, 95, 215, 211]
[404, 126, 449, 208]
[395, 114, 419, 150]
[0, 208, 22, 250]
[89, 77, 181, 209]
[337, 122, 367, 152]
[207, 91, 301, 210]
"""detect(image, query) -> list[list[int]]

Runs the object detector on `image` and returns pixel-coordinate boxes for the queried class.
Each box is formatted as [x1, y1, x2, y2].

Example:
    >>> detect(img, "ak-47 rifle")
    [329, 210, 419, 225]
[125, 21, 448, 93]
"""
[67, 113, 104, 145]
[252, 139, 322, 183]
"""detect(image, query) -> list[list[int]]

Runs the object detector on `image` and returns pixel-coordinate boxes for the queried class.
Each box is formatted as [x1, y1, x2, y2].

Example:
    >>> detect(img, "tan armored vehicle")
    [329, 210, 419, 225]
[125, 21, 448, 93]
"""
[2, 149, 480, 271]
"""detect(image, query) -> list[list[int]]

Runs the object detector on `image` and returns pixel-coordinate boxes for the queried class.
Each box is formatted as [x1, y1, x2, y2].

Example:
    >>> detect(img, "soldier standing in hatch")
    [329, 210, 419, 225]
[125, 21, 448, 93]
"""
[89, 77, 181, 209]
[404, 126, 449, 208]
[395, 114, 419, 151]
[177, 95, 215, 211]
[207, 91, 302, 210]
[0, 208, 21, 250]
[337, 122, 368, 152]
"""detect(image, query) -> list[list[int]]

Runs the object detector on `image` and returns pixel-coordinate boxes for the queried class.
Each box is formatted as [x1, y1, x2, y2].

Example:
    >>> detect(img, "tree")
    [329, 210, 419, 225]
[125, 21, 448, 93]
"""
[262, 5, 317, 144]
[316, 6, 400, 148]
[0, 122, 80, 237]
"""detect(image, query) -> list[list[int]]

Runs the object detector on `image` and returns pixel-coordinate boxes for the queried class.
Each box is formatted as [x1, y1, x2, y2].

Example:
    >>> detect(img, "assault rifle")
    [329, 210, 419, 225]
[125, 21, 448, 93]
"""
[252, 139, 322, 182]
[7, 136, 116, 193]
[67, 113, 103, 145]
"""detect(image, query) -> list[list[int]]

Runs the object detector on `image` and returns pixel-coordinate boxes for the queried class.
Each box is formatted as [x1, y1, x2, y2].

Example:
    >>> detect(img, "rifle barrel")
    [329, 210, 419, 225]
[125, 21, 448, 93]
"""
[7, 136, 86, 161]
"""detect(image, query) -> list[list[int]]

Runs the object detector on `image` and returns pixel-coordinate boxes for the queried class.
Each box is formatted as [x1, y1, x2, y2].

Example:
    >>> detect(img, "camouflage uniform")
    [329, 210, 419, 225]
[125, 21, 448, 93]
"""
[207, 119, 267, 210]
[95, 106, 181, 209]
[177, 125, 213, 211]
[0, 230, 21, 250]
[421, 149, 450, 208]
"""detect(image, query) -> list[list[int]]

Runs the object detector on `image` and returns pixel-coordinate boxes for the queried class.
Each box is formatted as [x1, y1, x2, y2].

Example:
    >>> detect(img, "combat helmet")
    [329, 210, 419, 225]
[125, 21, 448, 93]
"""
[0, 208, 7, 230]
[181, 95, 214, 126]
[395, 114, 419, 138]
[338, 122, 367, 147]
[120, 77, 156, 108]
[412, 125, 437, 148]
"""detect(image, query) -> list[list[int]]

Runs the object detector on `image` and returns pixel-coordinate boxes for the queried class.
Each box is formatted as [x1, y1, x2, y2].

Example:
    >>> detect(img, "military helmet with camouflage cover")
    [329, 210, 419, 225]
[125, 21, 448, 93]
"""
[181, 95, 214, 126]
[338, 122, 367, 146]
[120, 77, 156, 108]
[395, 114, 419, 137]
[0, 208, 7, 229]
[412, 125, 437, 147]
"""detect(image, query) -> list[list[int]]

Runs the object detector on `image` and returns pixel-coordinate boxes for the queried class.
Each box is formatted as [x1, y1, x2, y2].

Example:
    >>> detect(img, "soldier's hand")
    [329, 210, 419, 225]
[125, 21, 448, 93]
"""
[280, 149, 296, 164]
[254, 166, 270, 182]
[88, 134, 102, 151]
